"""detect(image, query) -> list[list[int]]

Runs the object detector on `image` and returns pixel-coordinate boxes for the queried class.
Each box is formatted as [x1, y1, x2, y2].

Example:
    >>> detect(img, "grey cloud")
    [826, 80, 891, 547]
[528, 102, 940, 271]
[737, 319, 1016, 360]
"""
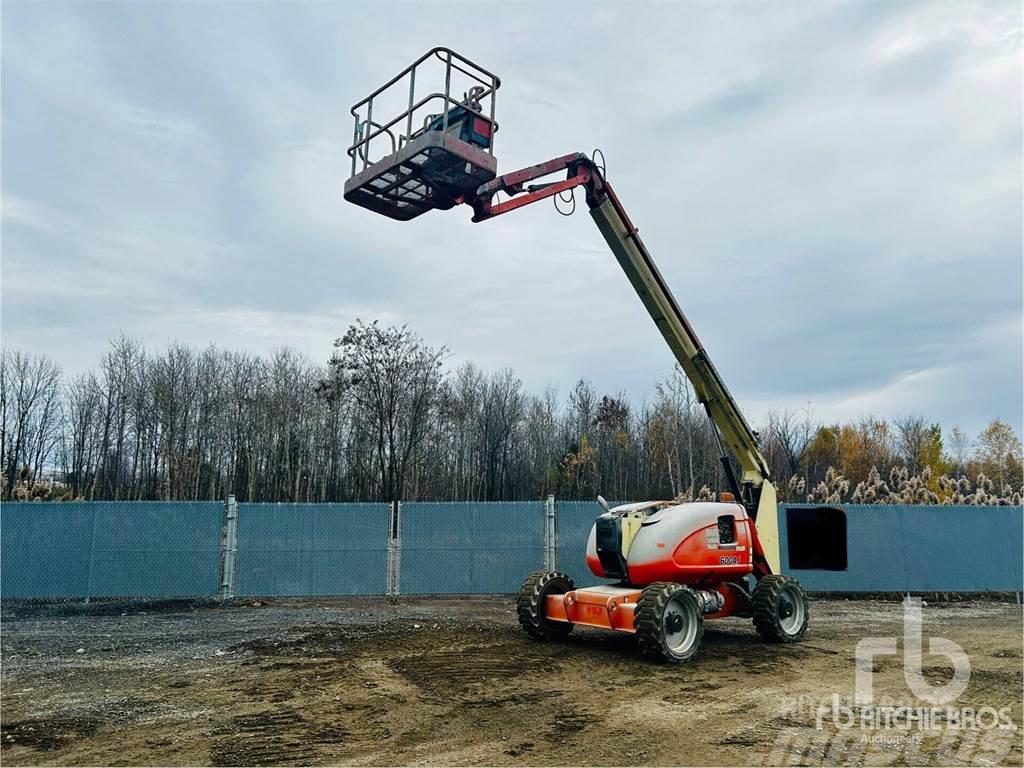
[2, 1, 1020, 438]
[656, 77, 782, 139]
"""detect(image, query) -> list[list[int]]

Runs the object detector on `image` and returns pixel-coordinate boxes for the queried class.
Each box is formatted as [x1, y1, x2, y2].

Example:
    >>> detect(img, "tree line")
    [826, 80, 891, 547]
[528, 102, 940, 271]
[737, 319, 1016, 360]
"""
[2, 323, 1021, 505]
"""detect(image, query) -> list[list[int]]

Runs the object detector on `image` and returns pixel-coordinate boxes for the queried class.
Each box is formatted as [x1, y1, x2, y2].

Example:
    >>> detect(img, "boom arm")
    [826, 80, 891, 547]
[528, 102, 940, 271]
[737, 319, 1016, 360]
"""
[465, 152, 780, 574]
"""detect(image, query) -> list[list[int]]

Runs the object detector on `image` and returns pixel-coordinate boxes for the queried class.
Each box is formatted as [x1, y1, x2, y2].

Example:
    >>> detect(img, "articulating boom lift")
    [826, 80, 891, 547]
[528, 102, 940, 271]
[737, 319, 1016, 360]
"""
[344, 48, 813, 662]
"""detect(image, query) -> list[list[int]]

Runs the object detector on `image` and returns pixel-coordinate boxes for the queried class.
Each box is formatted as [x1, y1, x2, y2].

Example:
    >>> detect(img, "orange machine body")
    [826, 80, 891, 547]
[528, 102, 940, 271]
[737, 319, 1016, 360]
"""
[584, 501, 755, 586]
[538, 501, 760, 629]
[544, 581, 745, 632]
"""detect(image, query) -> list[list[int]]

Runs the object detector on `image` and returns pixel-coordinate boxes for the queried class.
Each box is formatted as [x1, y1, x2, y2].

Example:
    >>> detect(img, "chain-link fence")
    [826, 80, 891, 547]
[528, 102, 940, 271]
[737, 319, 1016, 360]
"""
[235, 503, 390, 597]
[0, 501, 223, 598]
[1, 499, 1020, 598]
[398, 501, 545, 594]
[780, 504, 1023, 592]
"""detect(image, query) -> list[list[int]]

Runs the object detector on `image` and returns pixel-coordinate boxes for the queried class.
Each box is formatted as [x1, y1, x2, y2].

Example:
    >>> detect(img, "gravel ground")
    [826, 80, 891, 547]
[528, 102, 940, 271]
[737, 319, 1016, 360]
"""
[1, 596, 1021, 766]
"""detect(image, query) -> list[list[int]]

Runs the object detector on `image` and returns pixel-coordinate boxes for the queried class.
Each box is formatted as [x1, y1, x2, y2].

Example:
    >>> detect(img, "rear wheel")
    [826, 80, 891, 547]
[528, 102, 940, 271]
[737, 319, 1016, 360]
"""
[517, 571, 574, 640]
[752, 574, 809, 643]
[634, 582, 704, 663]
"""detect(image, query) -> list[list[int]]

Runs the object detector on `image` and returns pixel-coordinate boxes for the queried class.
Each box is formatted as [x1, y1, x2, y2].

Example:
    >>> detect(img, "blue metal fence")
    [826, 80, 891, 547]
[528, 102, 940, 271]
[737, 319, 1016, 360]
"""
[553, 500, 599, 580]
[1, 500, 1020, 598]
[399, 501, 544, 594]
[235, 503, 389, 596]
[780, 504, 1024, 592]
[1, 502, 223, 598]
[555, 500, 634, 583]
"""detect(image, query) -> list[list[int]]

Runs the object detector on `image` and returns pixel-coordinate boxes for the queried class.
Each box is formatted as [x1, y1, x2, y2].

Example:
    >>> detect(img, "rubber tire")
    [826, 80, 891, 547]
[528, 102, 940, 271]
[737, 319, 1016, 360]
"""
[752, 574, 809, 643]
[634, 582, 704, 663]
[517, 571, 574, 641]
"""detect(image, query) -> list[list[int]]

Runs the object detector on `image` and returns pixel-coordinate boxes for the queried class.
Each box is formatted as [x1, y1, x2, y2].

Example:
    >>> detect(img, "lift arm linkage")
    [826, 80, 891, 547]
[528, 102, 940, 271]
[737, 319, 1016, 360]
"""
[464, 152, 773, 510]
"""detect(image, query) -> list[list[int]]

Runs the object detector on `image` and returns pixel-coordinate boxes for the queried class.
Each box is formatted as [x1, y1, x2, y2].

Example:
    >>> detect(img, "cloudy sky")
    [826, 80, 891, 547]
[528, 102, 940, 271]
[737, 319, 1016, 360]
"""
[2, 1, 1021, 436]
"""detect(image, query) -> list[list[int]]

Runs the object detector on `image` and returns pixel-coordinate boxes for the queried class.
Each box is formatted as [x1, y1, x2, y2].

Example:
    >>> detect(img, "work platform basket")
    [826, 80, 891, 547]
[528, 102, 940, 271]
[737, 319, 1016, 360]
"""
[344, 48, 500, 221]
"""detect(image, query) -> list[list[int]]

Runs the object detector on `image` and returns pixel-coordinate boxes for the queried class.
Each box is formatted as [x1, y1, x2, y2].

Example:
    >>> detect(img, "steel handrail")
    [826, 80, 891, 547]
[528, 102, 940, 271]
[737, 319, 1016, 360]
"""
[348, 46, 500, 116]
[355, 119, 397, 164]
[348, 92, 498, 167]
[349, 91, 495, 156]
[347, 47, 501, 176]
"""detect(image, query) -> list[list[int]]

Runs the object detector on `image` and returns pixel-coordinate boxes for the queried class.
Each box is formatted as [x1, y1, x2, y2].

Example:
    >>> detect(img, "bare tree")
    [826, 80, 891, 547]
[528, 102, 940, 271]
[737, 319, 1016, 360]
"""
[5, 328, 1021, 506]
[318, 321, 446, 501]
[946, 426, 972, 476]
[62, 373, 101, 498]
[894, 415, 930, 473]
[2, 350, 63, 500]
[478, 369, 524, 499]
[766, 406, 816, 479]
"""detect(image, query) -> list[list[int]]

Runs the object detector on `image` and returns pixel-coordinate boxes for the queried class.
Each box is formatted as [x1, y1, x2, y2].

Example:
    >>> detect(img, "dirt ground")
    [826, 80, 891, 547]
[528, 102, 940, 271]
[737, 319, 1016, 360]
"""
[1, 596, 1021, 767]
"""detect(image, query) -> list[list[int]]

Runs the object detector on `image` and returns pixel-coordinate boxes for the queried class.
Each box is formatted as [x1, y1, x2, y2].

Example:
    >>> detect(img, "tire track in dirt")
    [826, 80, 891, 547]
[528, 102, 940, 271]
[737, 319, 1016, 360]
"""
[209, 709, 347, 766]
[376, 627, 632, 764]
[3, 599, 1021, 766]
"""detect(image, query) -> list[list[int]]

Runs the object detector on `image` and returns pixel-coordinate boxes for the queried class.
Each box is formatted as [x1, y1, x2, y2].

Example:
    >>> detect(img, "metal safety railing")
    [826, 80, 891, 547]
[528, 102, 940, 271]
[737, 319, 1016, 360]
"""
[348, 47, 500, 177]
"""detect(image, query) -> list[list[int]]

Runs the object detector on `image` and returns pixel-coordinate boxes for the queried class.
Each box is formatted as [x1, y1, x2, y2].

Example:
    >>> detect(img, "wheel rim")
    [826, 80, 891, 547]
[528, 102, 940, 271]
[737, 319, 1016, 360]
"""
[664, 592, 699, 654]
[778, 584, 805, 635]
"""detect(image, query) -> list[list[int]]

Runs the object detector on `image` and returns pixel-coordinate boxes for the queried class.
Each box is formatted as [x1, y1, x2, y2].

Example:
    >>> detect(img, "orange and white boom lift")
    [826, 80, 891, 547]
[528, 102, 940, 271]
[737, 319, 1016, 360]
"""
[345, 48, 820, 662]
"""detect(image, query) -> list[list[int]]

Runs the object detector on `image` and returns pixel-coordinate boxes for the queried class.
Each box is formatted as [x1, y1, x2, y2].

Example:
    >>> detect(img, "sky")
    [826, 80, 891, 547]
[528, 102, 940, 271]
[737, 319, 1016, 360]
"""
[2, 1, 1021, 437]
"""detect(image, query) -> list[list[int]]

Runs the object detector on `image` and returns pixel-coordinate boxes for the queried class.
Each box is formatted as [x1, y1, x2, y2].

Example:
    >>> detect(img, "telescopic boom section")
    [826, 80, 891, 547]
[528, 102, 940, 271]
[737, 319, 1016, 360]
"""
[466, 152, 772, 503]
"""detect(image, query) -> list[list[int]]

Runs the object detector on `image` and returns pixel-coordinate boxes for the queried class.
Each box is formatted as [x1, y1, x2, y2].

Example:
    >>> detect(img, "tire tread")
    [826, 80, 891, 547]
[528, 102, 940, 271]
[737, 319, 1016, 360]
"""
[517, 570, 574, 641]
[752, 574, 809, 643]
[634, 582, 703, 663]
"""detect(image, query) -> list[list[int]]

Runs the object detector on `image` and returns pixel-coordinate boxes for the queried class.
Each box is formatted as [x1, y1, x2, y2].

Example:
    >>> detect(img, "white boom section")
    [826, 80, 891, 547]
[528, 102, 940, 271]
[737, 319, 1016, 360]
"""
[589, 195, 769, 485]
[588, 190, 781, 572]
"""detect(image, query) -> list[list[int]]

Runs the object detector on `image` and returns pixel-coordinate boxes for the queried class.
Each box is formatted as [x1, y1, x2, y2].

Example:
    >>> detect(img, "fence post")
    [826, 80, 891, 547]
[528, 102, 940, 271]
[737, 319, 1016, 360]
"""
[545, 494, 557, 572]
[219, 495, 238, 601]
[542, 495, 550, 570]
[552, 495, 560, 571]
[387, 501, 402, 600]
[84, 504, 98, 604]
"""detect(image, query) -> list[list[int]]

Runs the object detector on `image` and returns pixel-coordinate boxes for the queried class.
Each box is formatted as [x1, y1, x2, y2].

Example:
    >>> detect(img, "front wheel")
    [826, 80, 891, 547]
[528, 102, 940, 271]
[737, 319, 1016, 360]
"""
[752, 574, 809, 643]
[517, 571, 574, 640]
[634, 582, 704, 663]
